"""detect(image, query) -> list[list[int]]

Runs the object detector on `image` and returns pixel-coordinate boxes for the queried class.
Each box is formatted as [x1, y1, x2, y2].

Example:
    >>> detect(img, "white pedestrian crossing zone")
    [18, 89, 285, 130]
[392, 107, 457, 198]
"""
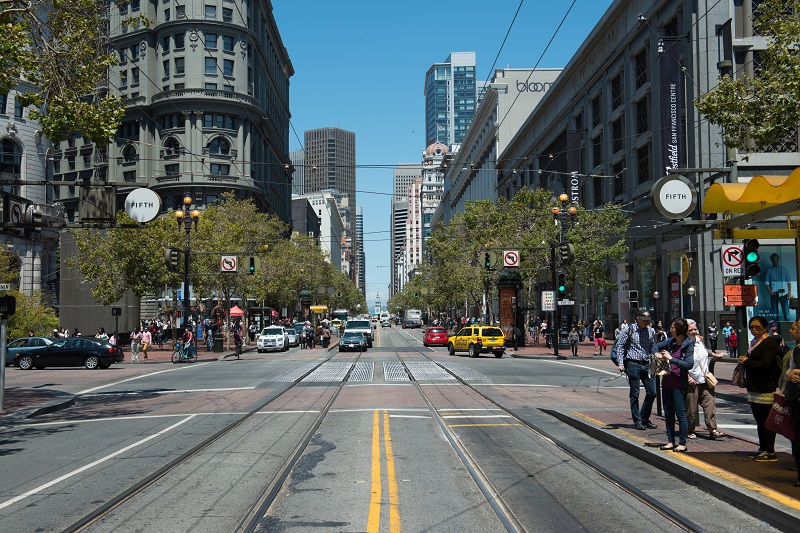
[270, 361, 490, 383]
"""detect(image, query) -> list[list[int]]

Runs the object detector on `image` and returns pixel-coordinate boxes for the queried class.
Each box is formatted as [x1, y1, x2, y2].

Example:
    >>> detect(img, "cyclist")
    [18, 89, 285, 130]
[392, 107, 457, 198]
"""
[181, 327, 195, 359]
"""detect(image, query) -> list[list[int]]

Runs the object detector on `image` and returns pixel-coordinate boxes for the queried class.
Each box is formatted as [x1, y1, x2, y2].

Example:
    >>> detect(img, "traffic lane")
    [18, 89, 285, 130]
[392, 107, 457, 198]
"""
[263, 408, 507, 532]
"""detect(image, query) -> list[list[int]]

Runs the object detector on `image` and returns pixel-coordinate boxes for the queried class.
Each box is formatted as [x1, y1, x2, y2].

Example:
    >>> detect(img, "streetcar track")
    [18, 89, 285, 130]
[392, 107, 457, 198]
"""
[61, 348, 363, 533]
[399, 333, 708, 533]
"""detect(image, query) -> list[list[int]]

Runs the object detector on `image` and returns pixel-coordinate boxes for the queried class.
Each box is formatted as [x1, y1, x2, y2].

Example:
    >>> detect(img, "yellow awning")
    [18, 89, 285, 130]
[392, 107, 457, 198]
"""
[309, 305, 328, 312]
[703, 167, 800, 214]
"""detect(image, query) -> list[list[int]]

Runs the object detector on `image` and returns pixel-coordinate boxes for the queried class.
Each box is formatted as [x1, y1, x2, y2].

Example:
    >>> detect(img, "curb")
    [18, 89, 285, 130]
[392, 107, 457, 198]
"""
[0, 390, 76, 427]
[543, 408, 800, 532]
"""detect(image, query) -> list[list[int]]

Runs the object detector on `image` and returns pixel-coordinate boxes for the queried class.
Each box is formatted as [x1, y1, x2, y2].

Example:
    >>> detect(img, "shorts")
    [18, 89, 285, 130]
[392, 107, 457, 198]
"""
[594, 338, 603, 347]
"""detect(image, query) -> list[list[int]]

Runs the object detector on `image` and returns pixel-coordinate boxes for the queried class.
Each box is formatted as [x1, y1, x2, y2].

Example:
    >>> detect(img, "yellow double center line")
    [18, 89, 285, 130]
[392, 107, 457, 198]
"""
[367, 410, 401, 532]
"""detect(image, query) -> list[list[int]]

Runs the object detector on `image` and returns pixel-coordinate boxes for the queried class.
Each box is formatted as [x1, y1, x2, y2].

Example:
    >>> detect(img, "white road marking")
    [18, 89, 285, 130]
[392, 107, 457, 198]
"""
[77, 362, 213, 395]
[441, 415, 513, 419]
[0, 415, 197, 510]
[541, 359, 619, 376]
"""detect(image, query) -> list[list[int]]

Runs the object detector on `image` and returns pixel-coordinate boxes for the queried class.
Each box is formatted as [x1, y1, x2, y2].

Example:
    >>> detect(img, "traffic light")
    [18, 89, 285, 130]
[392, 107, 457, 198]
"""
[0, 294, 17, 316]
[744, 239, 761, 279]
[557, 273, 566, 297]
[165, 247, 180, 273]
[484, 252, 491, 269]
[248, 256, 256, 275]
[414, 292, 420, 299]
[559, 243, 575, 264]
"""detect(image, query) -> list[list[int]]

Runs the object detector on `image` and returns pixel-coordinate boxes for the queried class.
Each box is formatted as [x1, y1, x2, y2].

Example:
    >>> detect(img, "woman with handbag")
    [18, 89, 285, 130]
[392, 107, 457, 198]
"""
[740, 315, 781, 462]
[781, 319, 800, 487]
[686, 319, 723, 439]
[653, 317, 695, 452]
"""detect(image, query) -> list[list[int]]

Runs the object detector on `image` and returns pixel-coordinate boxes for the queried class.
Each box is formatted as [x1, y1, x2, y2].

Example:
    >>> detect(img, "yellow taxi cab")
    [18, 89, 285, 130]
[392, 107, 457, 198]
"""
[447, 325, 506, 358]
[331, 319, 343, 329]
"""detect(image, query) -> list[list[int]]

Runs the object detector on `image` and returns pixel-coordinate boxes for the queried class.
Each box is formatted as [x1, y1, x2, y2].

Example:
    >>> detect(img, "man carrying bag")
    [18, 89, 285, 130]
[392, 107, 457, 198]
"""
[612, 310, 657, 430]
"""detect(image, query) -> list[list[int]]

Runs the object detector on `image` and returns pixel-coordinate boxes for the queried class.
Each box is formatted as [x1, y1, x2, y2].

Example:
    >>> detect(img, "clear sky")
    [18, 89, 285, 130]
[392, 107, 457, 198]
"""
[272, 0, 614, 310]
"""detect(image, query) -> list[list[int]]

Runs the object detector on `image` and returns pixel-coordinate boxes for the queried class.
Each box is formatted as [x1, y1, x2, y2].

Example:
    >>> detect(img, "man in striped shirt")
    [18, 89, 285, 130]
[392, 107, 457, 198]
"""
[614, 309, 657, 430]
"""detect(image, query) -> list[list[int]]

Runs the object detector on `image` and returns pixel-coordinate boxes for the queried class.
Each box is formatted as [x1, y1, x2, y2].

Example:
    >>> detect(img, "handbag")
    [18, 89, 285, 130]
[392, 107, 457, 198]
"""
[764, 394, 795, 441]
[704, 371, 718, 387]
[731, 362, 747, 388]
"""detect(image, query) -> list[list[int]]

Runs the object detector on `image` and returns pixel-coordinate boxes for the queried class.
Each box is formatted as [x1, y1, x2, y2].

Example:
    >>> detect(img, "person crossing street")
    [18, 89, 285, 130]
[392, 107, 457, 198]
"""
[613, 309, 658, 430]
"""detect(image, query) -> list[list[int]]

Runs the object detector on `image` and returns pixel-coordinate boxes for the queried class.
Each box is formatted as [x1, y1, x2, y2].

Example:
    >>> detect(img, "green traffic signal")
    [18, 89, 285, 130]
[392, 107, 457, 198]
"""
[745, 251, 759, 262]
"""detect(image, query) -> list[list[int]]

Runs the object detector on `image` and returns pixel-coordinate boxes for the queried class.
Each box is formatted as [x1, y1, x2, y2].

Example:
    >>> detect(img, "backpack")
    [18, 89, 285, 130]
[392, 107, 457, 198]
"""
[610, 325, 637, 365]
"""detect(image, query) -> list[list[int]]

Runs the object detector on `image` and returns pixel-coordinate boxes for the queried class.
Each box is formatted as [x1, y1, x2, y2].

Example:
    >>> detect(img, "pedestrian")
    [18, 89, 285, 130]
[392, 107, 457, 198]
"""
[653, 317, 694, 452]
[707, 320, 718, 354]
[722, 321, 733, 354]
[511, 326, 522, 351]
[780, 318, 800, 487]
[613, 309, 657, 430]
[568, 326, 579, 356]
[727, 328, 738, 358]
[686, 319, 723, 439]
[249, 323, 257, 342]
[593, 320, 605, 356]
[141, 327, 152, 361]
[541, 319, 550, 348]
[740, 315, 782, 462]
[130, 328, 142, 363]
[322, 326, 331, 348]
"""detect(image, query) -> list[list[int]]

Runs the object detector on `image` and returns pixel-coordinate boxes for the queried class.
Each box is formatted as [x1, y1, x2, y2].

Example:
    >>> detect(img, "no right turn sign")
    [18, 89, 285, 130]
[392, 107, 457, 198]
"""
[721, 245, 744, 276]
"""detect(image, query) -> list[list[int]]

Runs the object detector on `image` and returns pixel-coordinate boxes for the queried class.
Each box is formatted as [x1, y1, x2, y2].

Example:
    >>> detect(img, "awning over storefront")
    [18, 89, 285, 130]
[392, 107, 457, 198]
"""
[703, 167, 800, 214]
[309, 305, 328, 313]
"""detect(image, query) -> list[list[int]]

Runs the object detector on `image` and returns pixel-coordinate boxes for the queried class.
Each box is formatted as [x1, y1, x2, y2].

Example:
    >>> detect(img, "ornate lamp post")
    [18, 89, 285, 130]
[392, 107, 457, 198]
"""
[175, 193, 200, 332]
[550, 193, 577, 357]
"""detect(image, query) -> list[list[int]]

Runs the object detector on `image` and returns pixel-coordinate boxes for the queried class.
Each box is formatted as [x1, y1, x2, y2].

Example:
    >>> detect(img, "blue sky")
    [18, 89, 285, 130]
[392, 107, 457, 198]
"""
[272, 0, 614, 310]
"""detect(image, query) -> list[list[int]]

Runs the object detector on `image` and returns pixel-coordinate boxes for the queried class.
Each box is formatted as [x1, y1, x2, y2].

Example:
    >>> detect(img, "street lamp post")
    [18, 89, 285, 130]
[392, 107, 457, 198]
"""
[175, 193, 200, 334]
[550, 193, 577, 357]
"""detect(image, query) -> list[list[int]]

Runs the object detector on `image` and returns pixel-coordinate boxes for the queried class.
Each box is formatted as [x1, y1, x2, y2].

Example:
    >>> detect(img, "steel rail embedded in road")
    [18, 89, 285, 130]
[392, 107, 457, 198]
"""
[61, 347, 360, 533]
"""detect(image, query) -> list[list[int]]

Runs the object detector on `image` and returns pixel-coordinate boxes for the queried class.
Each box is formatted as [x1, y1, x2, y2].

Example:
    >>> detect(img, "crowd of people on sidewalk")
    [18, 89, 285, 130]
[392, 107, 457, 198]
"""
[608, 308, 800, 489]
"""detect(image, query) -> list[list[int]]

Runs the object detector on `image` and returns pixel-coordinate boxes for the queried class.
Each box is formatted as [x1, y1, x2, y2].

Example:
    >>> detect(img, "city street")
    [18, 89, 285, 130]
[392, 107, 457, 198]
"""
[0, 326, 796, 532]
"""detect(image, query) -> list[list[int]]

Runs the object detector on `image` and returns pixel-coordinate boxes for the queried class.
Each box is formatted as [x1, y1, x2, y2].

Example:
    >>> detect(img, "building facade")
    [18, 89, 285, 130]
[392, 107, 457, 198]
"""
[293, 191, 344, 271]
[290, 148, 305, 195]
[424, 52, 478, 148]
[494, 0, 800, 331]
[355, 208, 365, 295]
[390, 163, 421, 295]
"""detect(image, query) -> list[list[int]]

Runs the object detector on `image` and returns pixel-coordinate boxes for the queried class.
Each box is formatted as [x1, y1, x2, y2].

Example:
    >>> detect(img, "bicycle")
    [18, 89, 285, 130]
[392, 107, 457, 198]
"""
[171, 341, 198, 363]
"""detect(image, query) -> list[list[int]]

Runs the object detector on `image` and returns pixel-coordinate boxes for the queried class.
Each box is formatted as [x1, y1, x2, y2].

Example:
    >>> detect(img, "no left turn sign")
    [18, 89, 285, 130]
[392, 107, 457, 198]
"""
[503, 250, 520, 267]
[221, 255, 238, 273]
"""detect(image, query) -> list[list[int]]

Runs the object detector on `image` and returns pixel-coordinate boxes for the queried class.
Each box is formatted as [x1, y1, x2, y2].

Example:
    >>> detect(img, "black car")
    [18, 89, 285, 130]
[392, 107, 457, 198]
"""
[5, 336, 54, 366]
[339, 331, 367, 352]
[15, 337, 123, 370]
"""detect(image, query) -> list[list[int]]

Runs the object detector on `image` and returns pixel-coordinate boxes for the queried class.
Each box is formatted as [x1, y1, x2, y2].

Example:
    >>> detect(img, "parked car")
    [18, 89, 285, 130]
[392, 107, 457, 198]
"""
[5, 336, 53, 366]
[15, 337, 122, 369]
[257, 326, 289, 353]
[423, 327, 449, 347]
[447, 326, 506, 358]
[339, 331, 367, 352]
[286, 329, 299, 347]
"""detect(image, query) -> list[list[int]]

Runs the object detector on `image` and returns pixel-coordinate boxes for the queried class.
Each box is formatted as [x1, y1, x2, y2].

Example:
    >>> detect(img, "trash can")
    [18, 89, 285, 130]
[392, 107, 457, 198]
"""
[212, 334, 224, 352]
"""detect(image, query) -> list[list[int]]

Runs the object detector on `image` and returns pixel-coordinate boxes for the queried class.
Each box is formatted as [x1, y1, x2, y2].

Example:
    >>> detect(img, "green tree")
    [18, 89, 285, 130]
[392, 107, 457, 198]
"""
[695, 0, 800, 150]
[7, 290, 59, 339]
[1, 0, 128, 144]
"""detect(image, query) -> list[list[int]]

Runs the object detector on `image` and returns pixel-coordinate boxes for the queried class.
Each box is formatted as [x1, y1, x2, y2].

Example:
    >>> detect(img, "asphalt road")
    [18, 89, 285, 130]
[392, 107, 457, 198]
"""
[0, 325, 784, 532]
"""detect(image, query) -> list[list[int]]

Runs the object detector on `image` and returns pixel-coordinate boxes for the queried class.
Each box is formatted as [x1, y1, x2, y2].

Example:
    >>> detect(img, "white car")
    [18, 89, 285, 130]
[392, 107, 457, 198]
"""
[257, 326, 289, 353]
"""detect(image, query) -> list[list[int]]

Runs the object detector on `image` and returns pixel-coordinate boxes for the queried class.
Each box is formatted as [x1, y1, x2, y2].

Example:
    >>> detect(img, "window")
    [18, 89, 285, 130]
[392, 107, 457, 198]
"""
[14, 99, 24, 118]
[164, 8, 170, 21]
[223, 84, 234, 93]
[174, 57, 185, 75]
[131, 67, 139, 86]
[120, 70, 128, 87]
[0, 139, 22, 175]
[208, 137, 230, 155]
[592, 135, 603, 168]
[635, 49, 648, 89]
[122, 145, 137, 163]
[163, 114, 178, 129]
[636, 96, 649, 135]
[174, 33, 185, 49]
[205, 57, 217, 75]
[205, 4, 216, 19]
[203, 114, 213, 128]
[205, 32, 217, 49]
[223, 35, 234, 52]
[67, 155, 76, 170]
[612, 117, 624, 153]
[0, 93, 6, 114]
[131, 0, 140, 11]
[210, 163, 230, 175]
[123, 170, 136, 182]
[174, 82, 184, 90]
[53, 159, 60, 173]
[636, 144, 651, 185]
[205, 83, 218, 91]
[162, 36, 170, 53]
[611, 74, 622, 109]
[176, 5, 185, 18]
[215, 114, 224, 128]
[591, 95, 602, 128]
[164, 138, 180, 155]
[164, 163, 180, 177]
[163, 60, 170, 77]
[222, 7, 233, 22]
[225, 116, 235, 129]
[131, 44, 140, 60]
[613, 160, 625, 198]
[223, 59, 234, 76]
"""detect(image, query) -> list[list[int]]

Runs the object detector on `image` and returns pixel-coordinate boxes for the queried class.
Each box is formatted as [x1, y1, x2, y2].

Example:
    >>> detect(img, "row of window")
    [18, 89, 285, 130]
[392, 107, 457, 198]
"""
[161, 113, 237, 130]
[0, 94, 27, 118]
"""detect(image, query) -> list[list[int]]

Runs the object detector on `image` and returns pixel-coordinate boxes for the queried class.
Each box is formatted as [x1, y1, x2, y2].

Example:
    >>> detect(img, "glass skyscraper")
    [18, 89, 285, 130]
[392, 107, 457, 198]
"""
[424, 52, 478, 147]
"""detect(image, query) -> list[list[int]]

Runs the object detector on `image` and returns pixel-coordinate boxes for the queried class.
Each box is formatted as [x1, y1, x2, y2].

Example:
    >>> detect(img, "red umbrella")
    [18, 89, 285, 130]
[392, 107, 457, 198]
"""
[229, 305, 244, 317]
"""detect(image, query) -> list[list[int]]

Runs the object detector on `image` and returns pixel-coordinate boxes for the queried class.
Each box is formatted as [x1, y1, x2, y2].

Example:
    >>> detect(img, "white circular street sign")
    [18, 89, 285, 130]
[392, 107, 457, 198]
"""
[651, 174, 697, 219]
[503, 250, 520, 267]
[124, 188, 162, 223]
[221, 255, 237, 272]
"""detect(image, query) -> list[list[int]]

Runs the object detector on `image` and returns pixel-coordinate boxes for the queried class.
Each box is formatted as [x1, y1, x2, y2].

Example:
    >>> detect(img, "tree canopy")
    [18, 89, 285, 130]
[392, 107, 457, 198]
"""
[695, 0, 800, 151]
[1, 0, 126, 144]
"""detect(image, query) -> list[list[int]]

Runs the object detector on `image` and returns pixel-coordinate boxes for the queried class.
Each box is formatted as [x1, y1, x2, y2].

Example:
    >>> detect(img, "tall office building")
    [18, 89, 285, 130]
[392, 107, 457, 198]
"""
[424, 52, 478, 147]
[355, 208, 365, 295]
[290, 149, 305, 195]
[390, 163, 421, 295]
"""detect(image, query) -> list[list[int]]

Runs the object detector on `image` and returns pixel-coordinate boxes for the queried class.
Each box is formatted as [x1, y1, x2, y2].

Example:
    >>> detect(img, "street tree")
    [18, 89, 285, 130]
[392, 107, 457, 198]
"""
[695, 0, 800, 151]
[1, 0, 130, 144]
[7, 290, 59, 339]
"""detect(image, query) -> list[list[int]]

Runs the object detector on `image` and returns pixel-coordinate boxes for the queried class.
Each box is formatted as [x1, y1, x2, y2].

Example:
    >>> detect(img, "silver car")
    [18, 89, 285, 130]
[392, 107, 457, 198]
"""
[257, 326, 288, 353]
[286, 329, 299, 347]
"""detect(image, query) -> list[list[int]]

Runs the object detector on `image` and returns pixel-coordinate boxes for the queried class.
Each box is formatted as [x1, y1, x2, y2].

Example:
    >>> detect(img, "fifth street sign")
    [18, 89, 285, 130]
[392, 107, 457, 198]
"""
[721, 245, 744, 277]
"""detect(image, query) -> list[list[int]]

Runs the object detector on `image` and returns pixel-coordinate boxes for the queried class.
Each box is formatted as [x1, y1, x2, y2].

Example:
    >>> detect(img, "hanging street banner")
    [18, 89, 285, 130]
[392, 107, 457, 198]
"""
[660, 37, 686, 175]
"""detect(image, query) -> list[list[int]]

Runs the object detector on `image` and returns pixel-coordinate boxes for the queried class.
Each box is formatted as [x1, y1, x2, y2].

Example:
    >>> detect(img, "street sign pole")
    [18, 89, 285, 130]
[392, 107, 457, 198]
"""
[550, 245, 562, 359]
